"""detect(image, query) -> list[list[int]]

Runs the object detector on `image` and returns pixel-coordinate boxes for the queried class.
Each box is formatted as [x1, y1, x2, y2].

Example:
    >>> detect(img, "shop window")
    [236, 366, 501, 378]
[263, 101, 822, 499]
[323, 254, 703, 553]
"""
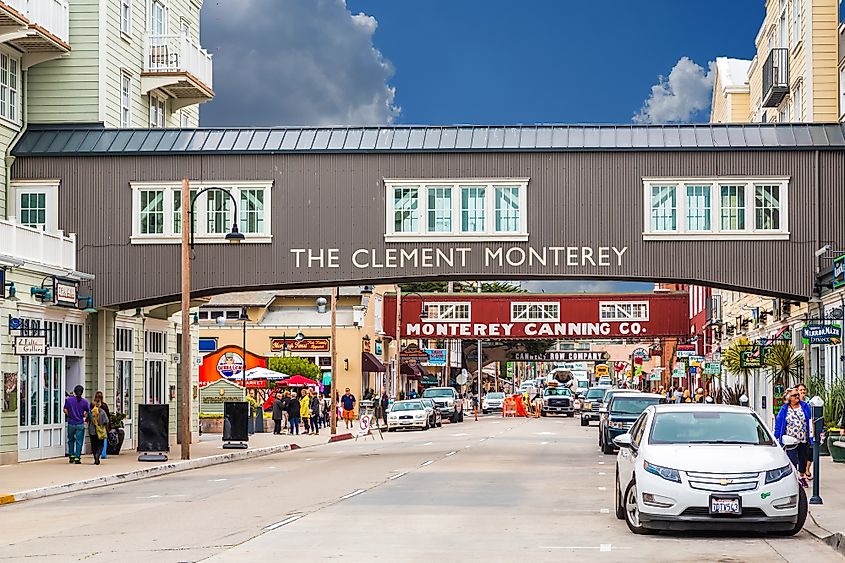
[511, 302, 560, 322]
[599, 301, 650, 322]
[422, 302, 471, 322]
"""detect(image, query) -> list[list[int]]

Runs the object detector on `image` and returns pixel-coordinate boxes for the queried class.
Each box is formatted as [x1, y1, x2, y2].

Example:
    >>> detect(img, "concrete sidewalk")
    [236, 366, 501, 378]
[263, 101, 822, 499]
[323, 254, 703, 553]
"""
[805, 453, 845, 555]
[0, 429, 351, 506]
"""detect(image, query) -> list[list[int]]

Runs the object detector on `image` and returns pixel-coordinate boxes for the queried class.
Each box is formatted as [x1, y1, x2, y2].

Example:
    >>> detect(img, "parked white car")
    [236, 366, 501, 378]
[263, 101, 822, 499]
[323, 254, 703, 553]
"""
[482, 392, 506, 414]
[614, 404, 806, 535]
[387, 400, 430, 431]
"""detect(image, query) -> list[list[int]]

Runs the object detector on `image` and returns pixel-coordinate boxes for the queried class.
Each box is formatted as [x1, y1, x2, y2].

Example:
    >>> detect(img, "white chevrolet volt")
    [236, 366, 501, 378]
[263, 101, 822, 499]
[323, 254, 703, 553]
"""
[614, 404, 806, 535]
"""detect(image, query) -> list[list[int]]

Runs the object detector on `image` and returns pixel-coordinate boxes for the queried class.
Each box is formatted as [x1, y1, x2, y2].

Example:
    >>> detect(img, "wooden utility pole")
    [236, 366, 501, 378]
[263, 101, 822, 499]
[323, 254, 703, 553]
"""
[179, 179, 192, 460]
[396, 287, 402, 399]
[330, 287, 338, 435]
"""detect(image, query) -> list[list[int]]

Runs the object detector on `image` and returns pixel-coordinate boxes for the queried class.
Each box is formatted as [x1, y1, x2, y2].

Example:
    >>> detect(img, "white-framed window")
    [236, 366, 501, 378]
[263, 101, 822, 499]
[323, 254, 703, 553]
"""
[116, 359, 133, 417]
[121, 0, 132, 35]
[120, 71, 132, 128]
[180, 110, 189, 128]
[792, 83, 802, 122]
[64, 323, 83, 350]
[0, 51, 20, 124]
[13, 181, 59, 232]
[642, 177, 789, 239]
[778, 102, 789, 123]
[130, 181, 273, 244]
[599, 301, 650, 322]
[150, 0, 167, 35]
[145, 329, 166, 354]
[511, 302, 560, 322]
[840, 66, 845, 119]
[197, 308, 242, 321]
[149, 94, 166, 127]
[422, 302, 471, 323]
[385, 178, 529, 241]
[779, 2, 788, 48]
[144, 360, 166, 404]
[792, 0, 802, 48]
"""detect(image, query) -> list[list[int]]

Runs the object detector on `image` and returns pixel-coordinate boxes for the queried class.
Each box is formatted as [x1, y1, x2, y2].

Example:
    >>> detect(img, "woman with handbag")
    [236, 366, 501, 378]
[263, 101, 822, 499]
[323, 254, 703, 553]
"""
[88, 397, 109, 465]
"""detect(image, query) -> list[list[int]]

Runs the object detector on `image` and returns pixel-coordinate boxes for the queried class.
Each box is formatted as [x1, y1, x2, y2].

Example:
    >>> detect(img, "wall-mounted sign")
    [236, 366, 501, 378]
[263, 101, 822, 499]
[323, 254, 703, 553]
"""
[703, 362, 721, 375]
[270, 337, 330, 353]
[8, 316, 22, 331]
[400, 343, 430, 363]
[633, 348, 649, 360]
[362, 338, 372, 353]
[375, 340, 383, 355]
[216, 351, 244, 379]
[739, 348, 764, 368]
[834, 255, 845, 289]
[14, 336, 47, 355]
[509, 351, 609, 362]
[688, 355, 705, 367]
[802, 323, 842, 345]
[422, 348, 447, 366]
[53, 278, 79, 307]
[675, 344, 697, 358]
[649, 345, 662, 356]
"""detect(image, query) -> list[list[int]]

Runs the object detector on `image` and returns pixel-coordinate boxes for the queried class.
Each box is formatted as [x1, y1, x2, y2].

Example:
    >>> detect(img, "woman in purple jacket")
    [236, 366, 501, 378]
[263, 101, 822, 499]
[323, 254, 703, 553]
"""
[774, 388, 813, 488]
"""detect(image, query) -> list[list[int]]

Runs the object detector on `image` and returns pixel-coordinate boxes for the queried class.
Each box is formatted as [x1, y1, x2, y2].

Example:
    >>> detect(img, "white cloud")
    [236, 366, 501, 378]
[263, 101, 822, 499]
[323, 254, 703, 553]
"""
[633, 57, 715, 124]
[200, 0, 399, 127]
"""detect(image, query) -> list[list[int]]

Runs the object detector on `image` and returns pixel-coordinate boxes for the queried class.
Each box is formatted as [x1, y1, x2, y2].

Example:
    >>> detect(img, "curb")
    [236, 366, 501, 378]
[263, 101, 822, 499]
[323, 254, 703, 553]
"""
[0, 434, 349, 506]
[807, 511, 845, 556]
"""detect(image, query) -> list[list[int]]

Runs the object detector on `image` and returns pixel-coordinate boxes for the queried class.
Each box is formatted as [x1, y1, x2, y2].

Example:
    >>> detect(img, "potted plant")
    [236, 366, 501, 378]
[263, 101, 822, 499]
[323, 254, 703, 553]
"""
[810, 375, 845, 461]
[107, 412, 127, 455]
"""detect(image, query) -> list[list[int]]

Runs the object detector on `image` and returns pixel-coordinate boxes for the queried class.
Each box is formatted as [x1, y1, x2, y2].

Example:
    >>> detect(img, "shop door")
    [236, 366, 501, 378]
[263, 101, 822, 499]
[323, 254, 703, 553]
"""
[18, 356, 65, 461]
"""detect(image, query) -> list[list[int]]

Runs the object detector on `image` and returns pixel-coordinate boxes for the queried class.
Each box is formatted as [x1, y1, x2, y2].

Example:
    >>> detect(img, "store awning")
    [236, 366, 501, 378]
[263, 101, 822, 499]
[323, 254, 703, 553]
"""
[400, 363, 426, 379]
[362, 352, 387, 373]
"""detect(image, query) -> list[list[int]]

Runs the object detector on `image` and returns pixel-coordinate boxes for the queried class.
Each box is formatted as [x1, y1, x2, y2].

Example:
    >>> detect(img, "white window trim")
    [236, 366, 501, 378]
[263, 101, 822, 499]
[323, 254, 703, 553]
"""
[642, 177, 790, 240]
[421, 302, 472, 323]
[149, 93, 166, 128]
[384, 177, 529, 242]
[130, 180, 273, 244]
[120, 71, 132, 128]
[510, 302, 561, 323]
[0, 47, 21, 129]
[599, 301, 650, 322]
[120, 0, 133, 38]
[11, 180, 60, 232]
[149, 0, 169, 35]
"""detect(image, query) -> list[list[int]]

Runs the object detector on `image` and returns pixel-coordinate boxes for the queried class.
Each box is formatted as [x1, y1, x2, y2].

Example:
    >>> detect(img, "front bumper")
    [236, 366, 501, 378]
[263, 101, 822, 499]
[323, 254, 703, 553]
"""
[581, 412, 600, 421]
[639, 512, 796, 532]
[483, 403, 503, 411]
[388, 419, 426, 429]
[543, 404, 574, 414]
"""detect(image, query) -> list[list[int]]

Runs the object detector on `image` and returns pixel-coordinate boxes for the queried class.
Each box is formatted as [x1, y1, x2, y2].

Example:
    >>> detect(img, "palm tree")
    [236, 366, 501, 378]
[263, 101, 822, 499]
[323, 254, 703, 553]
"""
[722, 337, 754, 392]
[764, 342, 802, 388]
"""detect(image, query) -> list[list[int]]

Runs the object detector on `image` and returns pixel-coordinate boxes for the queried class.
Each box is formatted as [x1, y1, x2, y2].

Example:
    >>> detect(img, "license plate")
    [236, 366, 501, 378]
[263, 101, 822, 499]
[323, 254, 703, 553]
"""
[709, 496, 741, 516]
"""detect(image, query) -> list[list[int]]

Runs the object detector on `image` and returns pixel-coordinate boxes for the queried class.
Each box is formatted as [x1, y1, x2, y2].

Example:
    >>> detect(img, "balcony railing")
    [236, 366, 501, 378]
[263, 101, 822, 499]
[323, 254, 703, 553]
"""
[144, 33, 213, 90]
[3, 0, 69, 45]
[762, 48, 789, 108]
[0, 218, 76, 271]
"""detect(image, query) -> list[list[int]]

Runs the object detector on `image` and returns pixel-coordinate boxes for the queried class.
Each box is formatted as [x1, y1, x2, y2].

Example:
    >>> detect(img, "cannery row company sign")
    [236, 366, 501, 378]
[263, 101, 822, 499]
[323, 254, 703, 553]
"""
[384, 293, 689, 339]
[509, 351, 610, 362]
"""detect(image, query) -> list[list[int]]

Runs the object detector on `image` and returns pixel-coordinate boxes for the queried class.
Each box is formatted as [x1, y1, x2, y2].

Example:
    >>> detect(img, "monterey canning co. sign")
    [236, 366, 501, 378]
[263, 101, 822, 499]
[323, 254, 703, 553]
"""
[383, 293, 689, 340]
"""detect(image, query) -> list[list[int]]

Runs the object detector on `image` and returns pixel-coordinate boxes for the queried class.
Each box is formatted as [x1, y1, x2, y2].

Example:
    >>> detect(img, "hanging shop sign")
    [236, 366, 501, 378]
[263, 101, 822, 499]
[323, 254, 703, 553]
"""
[53, 278, 79, 307]
[802, 323, 842, 345]
[509, 350, 609, 362]
[421, 348, 447, 366]
[688, 355, 705, 367]
[14, 335, 47, 355]
[675, 344, 697, 358]
[362, 337, 372, 353]
[703, 362, 722, 376]
[739, 347, 764, 368]
[270, 337, 330, 353]
[199, 345, 267, 388]
[375, 340, 383, 355]
[834, 255, 845, 290]
[632, 348, 649, 360]
[401, 343, 430, 363]
[649, 345, 662, 356]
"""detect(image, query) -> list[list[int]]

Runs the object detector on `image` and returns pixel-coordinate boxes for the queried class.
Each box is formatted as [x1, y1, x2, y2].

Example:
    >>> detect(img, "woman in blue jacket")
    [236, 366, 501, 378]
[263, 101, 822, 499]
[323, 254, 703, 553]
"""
[774, 388, 813, 488]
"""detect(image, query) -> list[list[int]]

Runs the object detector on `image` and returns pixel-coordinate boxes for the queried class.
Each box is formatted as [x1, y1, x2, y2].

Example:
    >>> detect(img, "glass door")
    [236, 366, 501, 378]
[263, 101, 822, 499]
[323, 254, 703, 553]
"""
[18, 356, 65, 461]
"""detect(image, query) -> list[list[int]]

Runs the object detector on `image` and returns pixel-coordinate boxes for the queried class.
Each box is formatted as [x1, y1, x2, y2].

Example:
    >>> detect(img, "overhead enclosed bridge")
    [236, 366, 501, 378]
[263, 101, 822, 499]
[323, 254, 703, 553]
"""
[10, 123, 845, 308]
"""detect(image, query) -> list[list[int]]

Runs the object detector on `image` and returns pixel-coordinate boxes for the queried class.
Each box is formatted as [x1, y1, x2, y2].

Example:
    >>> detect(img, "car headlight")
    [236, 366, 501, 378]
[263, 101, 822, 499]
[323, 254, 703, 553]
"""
[765, 465, 793, 484]
[643, 460, 681, 483]
[446, 399, 454, 406]
[388, 415, 398, 420]
[414, 413, 424, 419]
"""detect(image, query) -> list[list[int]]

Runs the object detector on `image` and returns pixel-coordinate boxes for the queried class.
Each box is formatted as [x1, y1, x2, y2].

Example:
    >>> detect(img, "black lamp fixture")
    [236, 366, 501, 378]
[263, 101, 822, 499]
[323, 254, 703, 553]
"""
[225, 224, 245, 244]
[191, 312, 199, 325]
[4, 280, 16, 300]
[77, 295, 97, 314]
[133, 307, 144, 318]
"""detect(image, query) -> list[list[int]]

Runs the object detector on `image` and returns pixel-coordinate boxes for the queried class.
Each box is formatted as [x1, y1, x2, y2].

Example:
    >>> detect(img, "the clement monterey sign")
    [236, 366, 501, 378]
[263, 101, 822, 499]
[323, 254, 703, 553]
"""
[384, 293, 689, 340]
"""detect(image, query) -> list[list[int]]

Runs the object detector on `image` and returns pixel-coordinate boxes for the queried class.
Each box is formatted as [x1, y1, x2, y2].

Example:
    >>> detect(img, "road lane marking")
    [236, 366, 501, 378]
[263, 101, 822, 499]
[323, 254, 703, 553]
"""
[598, 472, 606, 475]
[541, 441, 549, 445]
[421, 460, 434, 467]
[209, 478, 227, 482]
[536, 432, 555, 435]
[465, 445, 471, 449]
[389, 472, 406, 481]
[339, 489, 365, 500]
[423, 441, 433, 446]
[540, 546, 629, 551]
[264, 514, 304, 531]
[600, 508, 610, 514]
[450, 433, 468, 437]
[446, 451, 456, 457]
[598, 461, 605, 465]
[600, 544, 612, 552]
[597, 487, 607, 491]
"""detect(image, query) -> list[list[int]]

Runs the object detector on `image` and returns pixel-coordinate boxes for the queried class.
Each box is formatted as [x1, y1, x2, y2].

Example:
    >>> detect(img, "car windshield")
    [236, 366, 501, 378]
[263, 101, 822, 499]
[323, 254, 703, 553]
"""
[649, 411, 774, 445]
[585, 388, 607, 400]
[610, 397, 662, 415]
[544, 387, 572, 396]
[486, 393, 505, 399]
[391, 401, 424, 412]
[421, 399, 433, 406]
[422, 389, 454, 398]
[578, 381, 589, 388]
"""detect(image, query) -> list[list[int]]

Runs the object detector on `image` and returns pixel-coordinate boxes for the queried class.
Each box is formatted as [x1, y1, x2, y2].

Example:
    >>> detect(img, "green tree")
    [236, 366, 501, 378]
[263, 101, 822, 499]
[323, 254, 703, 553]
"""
[267, 356, 322, 382]
[764, 342, 802, 388]
[722, 337, 754, 391]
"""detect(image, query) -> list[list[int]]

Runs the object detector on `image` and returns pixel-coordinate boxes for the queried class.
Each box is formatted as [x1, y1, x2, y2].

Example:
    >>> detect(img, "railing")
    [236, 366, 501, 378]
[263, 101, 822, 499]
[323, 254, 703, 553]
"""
[762, 48, 789, 108]
[144, 34, 214, 90]
[3, 0, 70, 45]
[0, 218, 76, 271]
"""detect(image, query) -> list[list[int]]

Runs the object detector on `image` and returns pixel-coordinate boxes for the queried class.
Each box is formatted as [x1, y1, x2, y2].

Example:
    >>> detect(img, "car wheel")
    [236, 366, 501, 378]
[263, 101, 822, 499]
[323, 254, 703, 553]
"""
[458, 411, 464, 422]
[451, 413, 459, 423]
[601, 437, 615, 455]
[483, 410, 488, 415]
[615, 470, 625, 520]
[437, 420, 442, 428]
[567, 413, 575, 418]
[580, 417, 588, 427]
[540, 411, 547, 417]
[624, 481, 653, 535]
[423, 421, 430, 431]
[775, 487, 808, 536]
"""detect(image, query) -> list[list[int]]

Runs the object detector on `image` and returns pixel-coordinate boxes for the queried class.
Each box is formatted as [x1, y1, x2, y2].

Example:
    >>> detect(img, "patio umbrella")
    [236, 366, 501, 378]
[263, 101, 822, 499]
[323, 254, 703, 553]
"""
[280, 374, 319, 387]
[244, 366, 289, 380]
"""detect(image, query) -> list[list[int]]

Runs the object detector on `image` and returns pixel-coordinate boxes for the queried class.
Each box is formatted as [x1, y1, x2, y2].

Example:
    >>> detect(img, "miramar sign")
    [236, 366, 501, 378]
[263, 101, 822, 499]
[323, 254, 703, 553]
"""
[289, 245, 629, 270]
[802, 323, 842, 345]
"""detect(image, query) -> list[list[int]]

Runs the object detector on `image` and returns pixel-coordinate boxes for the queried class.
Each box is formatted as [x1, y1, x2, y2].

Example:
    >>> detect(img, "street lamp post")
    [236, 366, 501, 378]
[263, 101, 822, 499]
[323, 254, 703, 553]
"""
[810, 395, 825, 505]
[240, 308, 249, 391]
[330, 287, 338, 435]
[180, 179, 244, 461]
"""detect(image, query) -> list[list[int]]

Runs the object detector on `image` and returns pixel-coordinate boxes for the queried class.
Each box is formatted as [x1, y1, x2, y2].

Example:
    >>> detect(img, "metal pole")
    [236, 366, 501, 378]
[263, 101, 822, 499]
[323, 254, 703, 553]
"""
[330, 287, 338, 435]
[476, 281, 481, 418]
[242, 317, 246, 391]
[395, 287, 402, 399]
[810, 401, 823, 504]
[179, 179, 191, 460]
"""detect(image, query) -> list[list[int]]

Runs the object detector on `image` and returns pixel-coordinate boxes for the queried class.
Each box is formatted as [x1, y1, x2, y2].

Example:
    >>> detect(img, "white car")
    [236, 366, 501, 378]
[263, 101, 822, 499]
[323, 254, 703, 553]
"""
[614, 404, 806, 535]
[386, 400, 430, 431]
[482, 392, 505, 414]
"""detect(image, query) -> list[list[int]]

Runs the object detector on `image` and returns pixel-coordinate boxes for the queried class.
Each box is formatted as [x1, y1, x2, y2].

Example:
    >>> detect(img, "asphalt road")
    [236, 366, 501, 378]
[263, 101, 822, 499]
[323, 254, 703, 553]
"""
[1, 415, 840, 562]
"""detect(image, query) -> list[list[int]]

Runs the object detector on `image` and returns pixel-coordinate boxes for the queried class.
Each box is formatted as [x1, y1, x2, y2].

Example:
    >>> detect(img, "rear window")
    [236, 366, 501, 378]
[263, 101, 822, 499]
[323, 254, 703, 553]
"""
[423, 388, 455, 398]
[610, 397, 662, 415]
[585, 388, 607, 400]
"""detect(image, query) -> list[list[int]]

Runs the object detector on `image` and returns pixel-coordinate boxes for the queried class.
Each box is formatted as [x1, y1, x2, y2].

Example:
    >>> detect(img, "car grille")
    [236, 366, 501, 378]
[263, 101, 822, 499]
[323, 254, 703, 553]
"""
[547, 399, 570, 406]
[680, 507, 766, 518]
[685, 471, 760, 493]
[399, 415, 413, 420]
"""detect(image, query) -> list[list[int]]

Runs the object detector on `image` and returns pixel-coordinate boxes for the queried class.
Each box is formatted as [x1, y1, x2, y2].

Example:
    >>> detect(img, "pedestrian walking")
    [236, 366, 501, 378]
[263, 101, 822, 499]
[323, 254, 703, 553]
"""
[694, 388, 705, 403]
[88, 396, 109, 465]
[796, 383, 813, 479]
[775, 387, 813, 487]
[322, 394, 331, 425]
[94, 391, 111, 459]
[681, 389, 692, 403]
[300, 389, 311, 434]
[272, 392, 285, 434]
[409, 388, 418, 399]
[310, 391, 321, 435]
[341, 388, 357, 429]
[63, 385, 89, 465]
[380, 389, 390, 427]
[287, 392, 301, 435]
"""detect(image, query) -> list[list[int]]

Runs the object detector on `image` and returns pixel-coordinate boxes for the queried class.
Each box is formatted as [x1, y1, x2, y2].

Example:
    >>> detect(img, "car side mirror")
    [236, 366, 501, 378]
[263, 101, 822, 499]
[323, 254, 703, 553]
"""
[781, 435, 799, 450]
[613, 433, 634, 449]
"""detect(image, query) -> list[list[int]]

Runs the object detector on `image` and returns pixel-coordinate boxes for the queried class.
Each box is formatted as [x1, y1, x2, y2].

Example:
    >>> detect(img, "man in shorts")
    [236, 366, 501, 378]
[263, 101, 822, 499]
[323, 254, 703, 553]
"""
[341, 388, 357, 429]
